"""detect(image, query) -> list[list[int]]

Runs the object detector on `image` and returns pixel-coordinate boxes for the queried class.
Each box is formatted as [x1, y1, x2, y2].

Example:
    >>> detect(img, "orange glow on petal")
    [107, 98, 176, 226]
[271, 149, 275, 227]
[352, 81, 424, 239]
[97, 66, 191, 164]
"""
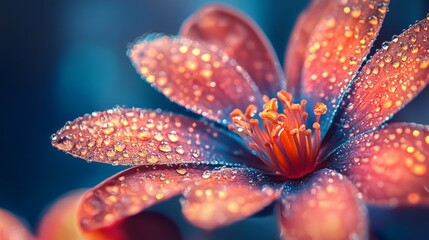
[301, 0, 389, 136]
[285, 0, 337, 97]
[180, 4, 285, 97]
[181, 168, 280, 230]
[37, 190, 180, 240]
[330, 123, 429, 206]
[329, 18, 429, 147]
[79, 165, 212, 231]
[279, 169, 368, 240]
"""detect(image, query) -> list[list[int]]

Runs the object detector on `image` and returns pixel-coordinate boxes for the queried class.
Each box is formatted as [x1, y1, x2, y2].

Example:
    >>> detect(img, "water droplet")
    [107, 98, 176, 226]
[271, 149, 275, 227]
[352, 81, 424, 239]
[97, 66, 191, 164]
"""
[368, 16, 378, 26]
[202, 170, 211, 179]
[102, 126, 115, 135]
[175, 145, 185, 155]
[147, 154, 159, 163]
[153, 132, 163, 141]
[114, 142, 125, 152]
[145, 119, 155, 129]
[137, 128, 151, 140]
[55, 137, 74, 151]
[176, 168, 187, 175]
[158, 141, 172, 152]
[167, 131, 179, 143]
[106, 148, 116, 157]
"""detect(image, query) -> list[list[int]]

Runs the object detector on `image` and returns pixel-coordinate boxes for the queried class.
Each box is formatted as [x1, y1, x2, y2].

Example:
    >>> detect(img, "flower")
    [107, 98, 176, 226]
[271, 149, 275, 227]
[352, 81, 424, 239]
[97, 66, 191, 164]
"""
[0, 190, 180, 240]
[51, 1, 429, 239]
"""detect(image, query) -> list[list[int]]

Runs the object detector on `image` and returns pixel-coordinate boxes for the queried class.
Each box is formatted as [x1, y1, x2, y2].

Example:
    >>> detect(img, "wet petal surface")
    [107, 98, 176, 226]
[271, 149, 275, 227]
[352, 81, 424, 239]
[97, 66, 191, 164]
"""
[181, 167, 280, 230]
[79, 164, 212, 231]
[330, 123, 429, 206]
[300, 0, 389, 136]
[180, 4, 285, 97]
[129, 35, 263, 124]
[279, 169, 368, 240]
[285, 0, 336, 97]
[327, 17, 429, 147]
[52, 107, 259, 167]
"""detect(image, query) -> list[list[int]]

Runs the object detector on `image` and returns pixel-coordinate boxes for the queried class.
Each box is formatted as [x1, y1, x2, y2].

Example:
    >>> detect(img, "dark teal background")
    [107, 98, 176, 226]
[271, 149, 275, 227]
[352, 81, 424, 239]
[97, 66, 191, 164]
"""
[1, 0, 429, 239]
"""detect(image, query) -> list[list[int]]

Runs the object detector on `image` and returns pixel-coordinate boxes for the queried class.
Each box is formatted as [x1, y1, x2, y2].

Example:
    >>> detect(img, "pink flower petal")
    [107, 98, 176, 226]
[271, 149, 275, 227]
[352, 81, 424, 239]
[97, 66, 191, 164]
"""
[0, 209, 35, 240]
[180, 4, 285, 97]
[300, 0, 389, 135]
[52, 107, 260, 167]
[79, 164, 212, 231]
[327, 17, 429, 147]
[181, 167, 280, 230]
[38, 190, 181, 240]
[330, 123, 429, 206]
[129, 35, 263, 124]
[279, 169, 368, 240]
[285, 0, 337, 97]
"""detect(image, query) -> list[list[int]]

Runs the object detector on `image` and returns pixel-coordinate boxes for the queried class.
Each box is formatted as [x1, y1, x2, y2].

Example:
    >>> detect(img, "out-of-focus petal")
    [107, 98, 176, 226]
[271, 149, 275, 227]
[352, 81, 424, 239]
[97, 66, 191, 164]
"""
[285, 0, 336, 97]
[181, 167, 280, 230]
[0, 209, 35, 240]
[52, 107, 261, 168]
[329, 123, 429, 206]
[279, 169, 368, 240]
[38, 190, 181, 240]
[38, 190, 86, 240]
[79, 164, 213, 231]
[129, 35, 263, 125]
[300, 0, 389, 136]
[326, 18, 429, 147]
[180, 4, 285, 97]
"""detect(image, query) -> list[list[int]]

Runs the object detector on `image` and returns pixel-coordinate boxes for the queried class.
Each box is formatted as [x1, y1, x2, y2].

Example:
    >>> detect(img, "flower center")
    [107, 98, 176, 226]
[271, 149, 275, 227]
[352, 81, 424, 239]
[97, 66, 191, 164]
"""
[229, 90, 327, 179]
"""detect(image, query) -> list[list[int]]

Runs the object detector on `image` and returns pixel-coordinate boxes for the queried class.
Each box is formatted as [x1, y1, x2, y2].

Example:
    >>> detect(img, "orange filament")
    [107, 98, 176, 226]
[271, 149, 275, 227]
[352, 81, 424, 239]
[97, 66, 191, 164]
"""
[229, 90, 327, 179]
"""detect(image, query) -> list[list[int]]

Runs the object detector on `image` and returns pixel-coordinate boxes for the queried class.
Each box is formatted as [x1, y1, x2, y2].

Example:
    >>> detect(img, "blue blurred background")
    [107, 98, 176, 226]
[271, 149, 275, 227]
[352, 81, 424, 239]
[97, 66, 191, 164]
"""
[1, 0, 429, 239]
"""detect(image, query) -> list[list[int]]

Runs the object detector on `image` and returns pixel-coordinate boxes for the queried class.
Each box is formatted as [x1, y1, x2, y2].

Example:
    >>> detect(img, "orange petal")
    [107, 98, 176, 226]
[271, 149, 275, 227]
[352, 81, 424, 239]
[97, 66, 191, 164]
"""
[38, 190, 91, 240]
[300, 0, 389, 135]
[181, 167, 280, 230]
[129, 35, 263, 124]
[279, 169, 368, 240]
[37, 190, 181, 240]
[52, 107, 259, 167]
[180, 4, 285, 97]
[327, 17, 429, 147]
[330, 123, 429, 206]
[79, 164, 212, 231]
[285, 0, 337, 97]
[0, 209, 35, 240]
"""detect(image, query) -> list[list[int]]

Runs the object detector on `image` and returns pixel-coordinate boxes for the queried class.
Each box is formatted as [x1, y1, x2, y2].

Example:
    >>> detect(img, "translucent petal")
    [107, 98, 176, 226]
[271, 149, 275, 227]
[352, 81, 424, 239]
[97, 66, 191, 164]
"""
[181, 167, 280, 230]
[180, 4, 285, 97]
[0, 209, 35, 240]
[285, 0, 337, 97]
[129, 35, 263, 125]
[300, 0, 389, 136]
[52, 107, 261, 167]
[329, 123, 429, 206]
[79, 164, 213, 231]
[326, 18, 429, 147]
[40, 191, 181, 240]
[279, 169, 368, 240]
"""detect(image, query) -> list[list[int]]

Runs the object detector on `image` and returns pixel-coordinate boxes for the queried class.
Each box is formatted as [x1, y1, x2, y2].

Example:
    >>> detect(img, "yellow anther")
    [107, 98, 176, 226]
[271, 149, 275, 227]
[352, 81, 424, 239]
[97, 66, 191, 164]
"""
[277, 90, 292, 104]
[314, 102, 327, 115]
[313, 122, 321, 130]
[259, 110, 278, 122]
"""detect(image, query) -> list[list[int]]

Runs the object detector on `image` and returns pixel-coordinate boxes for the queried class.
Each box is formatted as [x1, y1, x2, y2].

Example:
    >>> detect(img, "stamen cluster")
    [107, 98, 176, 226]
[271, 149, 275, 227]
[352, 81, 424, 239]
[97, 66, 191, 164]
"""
[229, 90, 327, 179]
